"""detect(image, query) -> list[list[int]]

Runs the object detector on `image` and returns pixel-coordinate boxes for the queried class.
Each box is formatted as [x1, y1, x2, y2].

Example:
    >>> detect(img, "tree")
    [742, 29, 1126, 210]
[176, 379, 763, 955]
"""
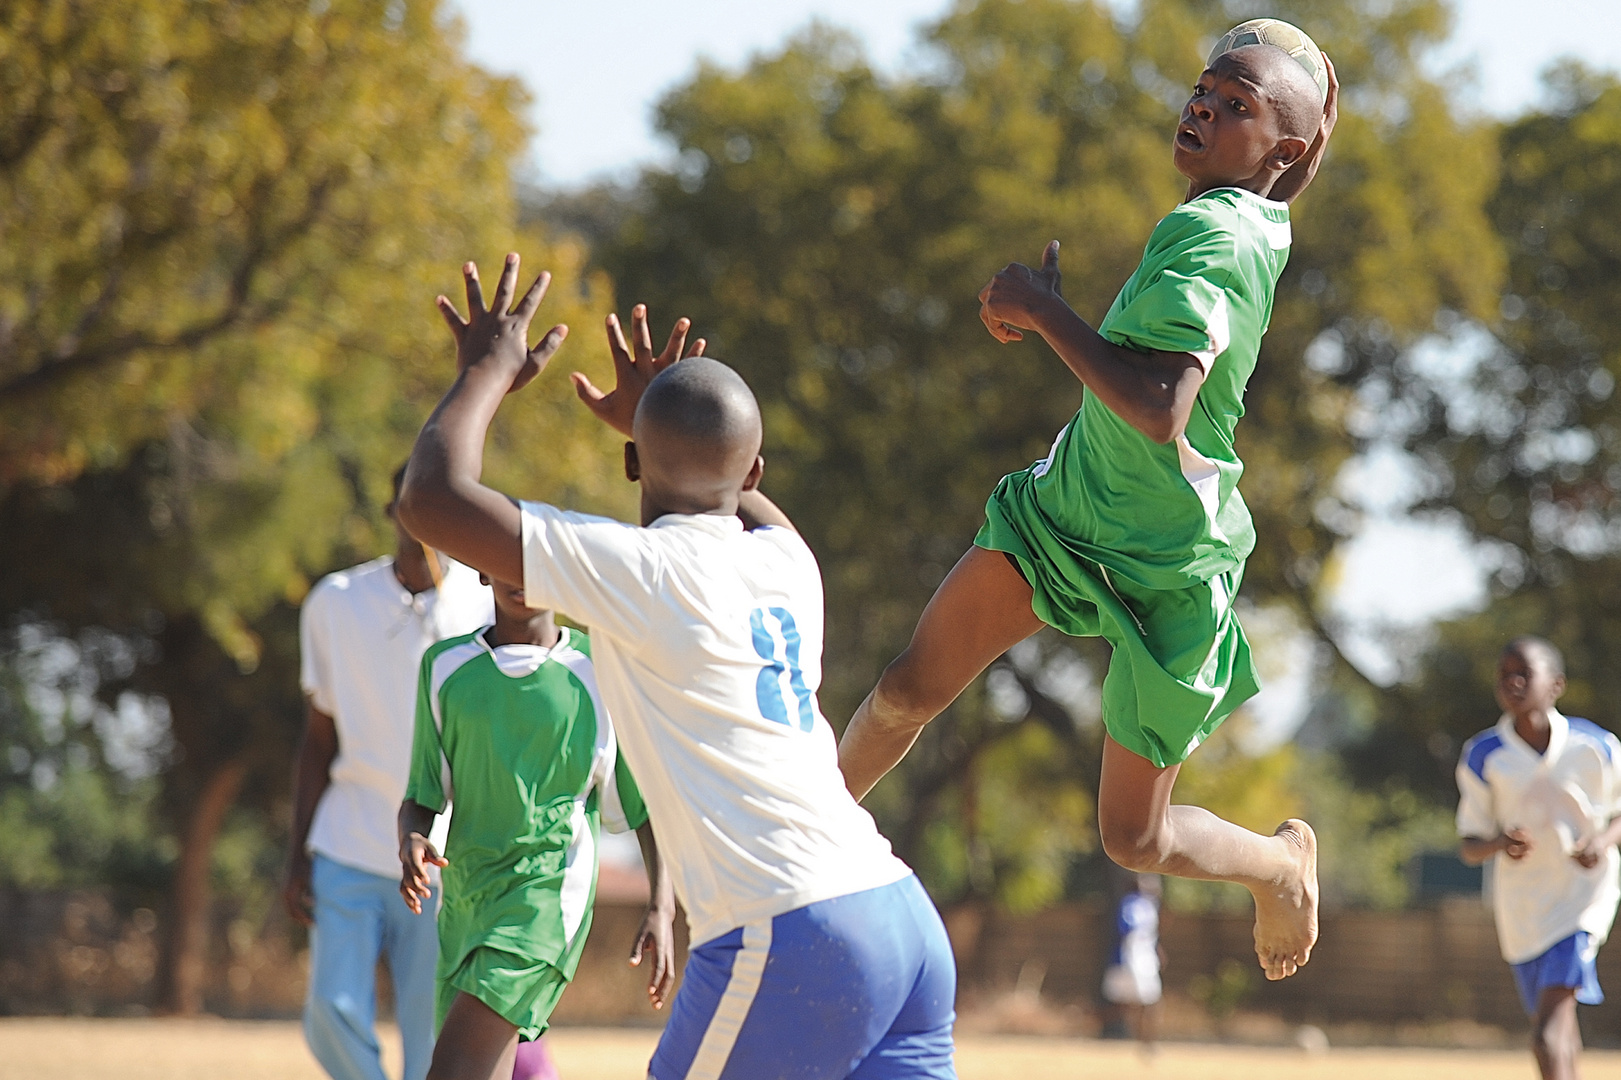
[595, 0, 1503, 906]
[1339, 67, 1621, 800]
[0, 0, 629, 1013]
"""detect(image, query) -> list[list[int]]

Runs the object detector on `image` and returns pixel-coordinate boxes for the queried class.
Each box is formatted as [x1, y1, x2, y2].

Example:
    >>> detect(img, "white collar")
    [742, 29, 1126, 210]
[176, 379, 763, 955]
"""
[647, 512, 745, 536]
[1497, 708, 1569, 763]
[1196, 186, 1290, 213]
[477, 625, 571, 678]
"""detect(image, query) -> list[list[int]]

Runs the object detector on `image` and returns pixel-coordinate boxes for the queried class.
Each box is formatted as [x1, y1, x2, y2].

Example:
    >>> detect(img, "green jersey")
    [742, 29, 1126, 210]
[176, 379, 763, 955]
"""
[992, 187, 1290, 592]
[406, 626, 647, 982]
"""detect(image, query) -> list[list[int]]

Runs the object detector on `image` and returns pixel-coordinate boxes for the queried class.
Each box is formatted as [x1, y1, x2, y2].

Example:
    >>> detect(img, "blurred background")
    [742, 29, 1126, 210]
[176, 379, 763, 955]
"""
[5, 0, 1621, 1043]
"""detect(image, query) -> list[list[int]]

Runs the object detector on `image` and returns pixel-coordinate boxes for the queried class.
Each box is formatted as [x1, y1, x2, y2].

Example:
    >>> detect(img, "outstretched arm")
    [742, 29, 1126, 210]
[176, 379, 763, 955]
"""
[978, 242, 1206, 445]
[398, 255, 566, 585]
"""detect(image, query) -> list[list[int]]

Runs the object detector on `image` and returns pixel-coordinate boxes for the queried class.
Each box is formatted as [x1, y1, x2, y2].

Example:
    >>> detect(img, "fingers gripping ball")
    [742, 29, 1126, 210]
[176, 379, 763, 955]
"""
[1208, 18, 1329, 101]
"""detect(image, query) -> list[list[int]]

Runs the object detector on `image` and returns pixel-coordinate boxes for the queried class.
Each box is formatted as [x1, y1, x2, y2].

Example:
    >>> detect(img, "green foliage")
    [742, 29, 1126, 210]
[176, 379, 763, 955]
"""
[1338, 68, 1621, 799]
[1189, 957, 1255, 1020]
[0, 2, 632, 995]
[0, 0, 630, 659]
[0, 627, 172, 899]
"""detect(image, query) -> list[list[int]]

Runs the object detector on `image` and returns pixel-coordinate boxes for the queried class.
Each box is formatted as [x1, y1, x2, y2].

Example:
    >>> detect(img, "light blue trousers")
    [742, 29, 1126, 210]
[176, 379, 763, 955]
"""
[305, 854, 439, 1080]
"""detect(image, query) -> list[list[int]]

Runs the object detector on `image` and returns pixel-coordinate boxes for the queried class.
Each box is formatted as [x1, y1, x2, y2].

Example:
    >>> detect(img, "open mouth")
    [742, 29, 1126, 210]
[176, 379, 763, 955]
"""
[1176, 124, 1204, 151]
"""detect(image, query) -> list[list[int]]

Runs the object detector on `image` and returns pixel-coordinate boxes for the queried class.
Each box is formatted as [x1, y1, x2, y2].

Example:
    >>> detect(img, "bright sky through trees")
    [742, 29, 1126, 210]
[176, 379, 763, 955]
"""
[453, 0, 1621, 187]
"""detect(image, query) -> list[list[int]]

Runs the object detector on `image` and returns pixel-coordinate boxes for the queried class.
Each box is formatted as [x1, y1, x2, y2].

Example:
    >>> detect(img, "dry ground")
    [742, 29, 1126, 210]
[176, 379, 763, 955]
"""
[1, 1018, 1618, 1079]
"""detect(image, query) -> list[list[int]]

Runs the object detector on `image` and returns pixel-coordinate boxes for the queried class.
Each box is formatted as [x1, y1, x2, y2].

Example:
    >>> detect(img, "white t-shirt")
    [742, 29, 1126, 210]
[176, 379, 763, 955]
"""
[300, 555, 493, 879]
[1456, 709, 1621, 963]
[520, 502, 911, 945]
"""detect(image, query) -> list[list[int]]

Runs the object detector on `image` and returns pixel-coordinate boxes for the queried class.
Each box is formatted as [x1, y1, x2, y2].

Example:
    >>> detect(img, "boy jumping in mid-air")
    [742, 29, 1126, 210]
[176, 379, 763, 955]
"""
[398, 264, 957, 1079]
[1458, 637, 1621, 1080]
[398, 571, 674, 1080]
[838, 41, 1339, 981]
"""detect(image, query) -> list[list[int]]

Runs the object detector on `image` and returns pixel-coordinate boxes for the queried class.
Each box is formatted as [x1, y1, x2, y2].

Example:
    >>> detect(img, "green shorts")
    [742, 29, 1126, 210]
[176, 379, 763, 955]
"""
[977, 499, 1259, 768]
[438, 946, 570, 1041]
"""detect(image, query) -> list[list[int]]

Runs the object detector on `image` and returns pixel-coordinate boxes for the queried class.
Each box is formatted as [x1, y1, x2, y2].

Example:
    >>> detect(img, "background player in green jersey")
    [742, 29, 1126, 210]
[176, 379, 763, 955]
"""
[839, 43, 1339, 982]
[398, 572, 674, 1080]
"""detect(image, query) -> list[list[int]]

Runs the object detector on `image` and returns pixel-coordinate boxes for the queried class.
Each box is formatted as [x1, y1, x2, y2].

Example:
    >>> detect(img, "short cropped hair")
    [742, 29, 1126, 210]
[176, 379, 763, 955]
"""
[1505, 635, 1565, 676]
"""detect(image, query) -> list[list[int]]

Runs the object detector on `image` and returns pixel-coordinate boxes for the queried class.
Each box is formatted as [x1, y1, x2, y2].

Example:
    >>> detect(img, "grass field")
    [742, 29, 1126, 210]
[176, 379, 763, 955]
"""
[2, 1018, 1619, 1080]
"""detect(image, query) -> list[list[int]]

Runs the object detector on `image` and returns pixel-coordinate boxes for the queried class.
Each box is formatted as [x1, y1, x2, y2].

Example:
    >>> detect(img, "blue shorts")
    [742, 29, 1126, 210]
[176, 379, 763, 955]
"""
[1512, 932, 1605, 1015]
[650, 875, 957, 1080]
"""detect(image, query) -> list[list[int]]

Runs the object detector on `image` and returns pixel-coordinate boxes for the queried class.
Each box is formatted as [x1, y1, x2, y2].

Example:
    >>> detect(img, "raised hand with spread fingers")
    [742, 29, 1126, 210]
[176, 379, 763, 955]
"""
[572, 304, 706, 438]
[435, 253, 568, 394]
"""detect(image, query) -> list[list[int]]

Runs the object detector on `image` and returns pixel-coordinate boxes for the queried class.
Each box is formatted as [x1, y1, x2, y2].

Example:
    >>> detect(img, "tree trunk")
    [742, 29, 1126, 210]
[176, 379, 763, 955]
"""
[161, 755, 249, 1016]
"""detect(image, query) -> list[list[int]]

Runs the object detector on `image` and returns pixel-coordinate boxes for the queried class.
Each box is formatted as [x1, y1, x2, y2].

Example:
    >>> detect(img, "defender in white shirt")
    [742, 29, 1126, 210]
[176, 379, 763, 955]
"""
[288, 464, 494, 1080]
[399, 258, 957, 1080]
[1457, 637, 1621, 1080]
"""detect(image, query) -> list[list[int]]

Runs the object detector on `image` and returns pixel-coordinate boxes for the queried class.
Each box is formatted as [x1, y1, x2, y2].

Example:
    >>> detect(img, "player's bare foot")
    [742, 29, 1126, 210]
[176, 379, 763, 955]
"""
[1250, 818, 1318, 981]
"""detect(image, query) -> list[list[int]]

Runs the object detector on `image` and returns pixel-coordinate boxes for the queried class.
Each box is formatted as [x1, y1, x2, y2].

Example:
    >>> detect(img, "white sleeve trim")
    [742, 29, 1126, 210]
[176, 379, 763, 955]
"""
[427, 640, 485, 804]
[1186, 290, 1230, 375]
[1456, 759, 1498, 840]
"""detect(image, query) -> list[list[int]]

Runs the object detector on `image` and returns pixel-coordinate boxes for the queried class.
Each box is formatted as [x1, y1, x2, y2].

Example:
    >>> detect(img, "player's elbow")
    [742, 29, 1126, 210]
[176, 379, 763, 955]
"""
[1138, 413, 1181, 445]
[394, 472, 428, 534]
[1126, 396, 1186, 445]
[395, 474, 454, 549]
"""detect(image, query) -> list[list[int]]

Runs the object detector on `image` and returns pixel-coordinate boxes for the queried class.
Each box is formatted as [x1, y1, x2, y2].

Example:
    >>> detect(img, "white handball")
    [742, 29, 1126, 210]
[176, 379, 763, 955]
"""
[1207, 18, 1328, 101]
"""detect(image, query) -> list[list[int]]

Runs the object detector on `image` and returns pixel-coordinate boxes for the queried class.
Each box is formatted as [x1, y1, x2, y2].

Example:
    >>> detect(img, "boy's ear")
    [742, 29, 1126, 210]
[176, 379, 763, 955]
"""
[624, 441, 641, 482]
[478, 573, 490, 586]
[1553, 672, 1568, 700]
[1268, 135, 1309, 173]
[741, 455, 765, 493]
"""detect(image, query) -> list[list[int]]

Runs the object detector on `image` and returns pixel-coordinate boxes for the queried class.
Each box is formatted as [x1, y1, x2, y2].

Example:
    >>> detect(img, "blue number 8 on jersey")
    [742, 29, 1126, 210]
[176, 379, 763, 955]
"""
[749, 607, 815, 731]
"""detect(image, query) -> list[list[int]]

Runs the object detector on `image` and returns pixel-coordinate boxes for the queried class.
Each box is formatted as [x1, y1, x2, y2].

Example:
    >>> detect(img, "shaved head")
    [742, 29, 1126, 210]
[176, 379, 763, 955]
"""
[1213, 44, 1323, 142]
[629, 357, 764, 516]
[636, 356, 761, 452]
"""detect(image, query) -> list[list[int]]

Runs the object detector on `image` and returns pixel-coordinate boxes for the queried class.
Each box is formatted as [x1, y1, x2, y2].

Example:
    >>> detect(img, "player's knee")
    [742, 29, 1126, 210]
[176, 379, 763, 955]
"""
[871, 653, 950, 729]
[1530, 1013, 1577, 1064]
[1098, 812, 1167, 872]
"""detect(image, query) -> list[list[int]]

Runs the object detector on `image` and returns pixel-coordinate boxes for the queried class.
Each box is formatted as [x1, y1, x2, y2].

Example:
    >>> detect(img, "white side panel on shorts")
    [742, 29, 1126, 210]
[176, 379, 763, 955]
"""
[685, 920, 774, 1080]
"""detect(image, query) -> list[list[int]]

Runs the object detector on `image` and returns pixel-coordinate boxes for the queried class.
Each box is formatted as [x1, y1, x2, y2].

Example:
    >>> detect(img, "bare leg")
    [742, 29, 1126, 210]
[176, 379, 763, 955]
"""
[1139, 998, 1161, 1053]
[1531, 987, 1582, 1080]
[427, 992, 520, 1080]
[1097, 736, 1318, 981]
[839, 547, 1044, 800]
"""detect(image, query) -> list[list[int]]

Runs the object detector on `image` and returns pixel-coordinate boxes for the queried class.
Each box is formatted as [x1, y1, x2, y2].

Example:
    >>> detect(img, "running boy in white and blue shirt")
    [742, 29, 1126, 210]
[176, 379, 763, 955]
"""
[1458, 636, 1621, 1080]
[399, 258, 957, 1080]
